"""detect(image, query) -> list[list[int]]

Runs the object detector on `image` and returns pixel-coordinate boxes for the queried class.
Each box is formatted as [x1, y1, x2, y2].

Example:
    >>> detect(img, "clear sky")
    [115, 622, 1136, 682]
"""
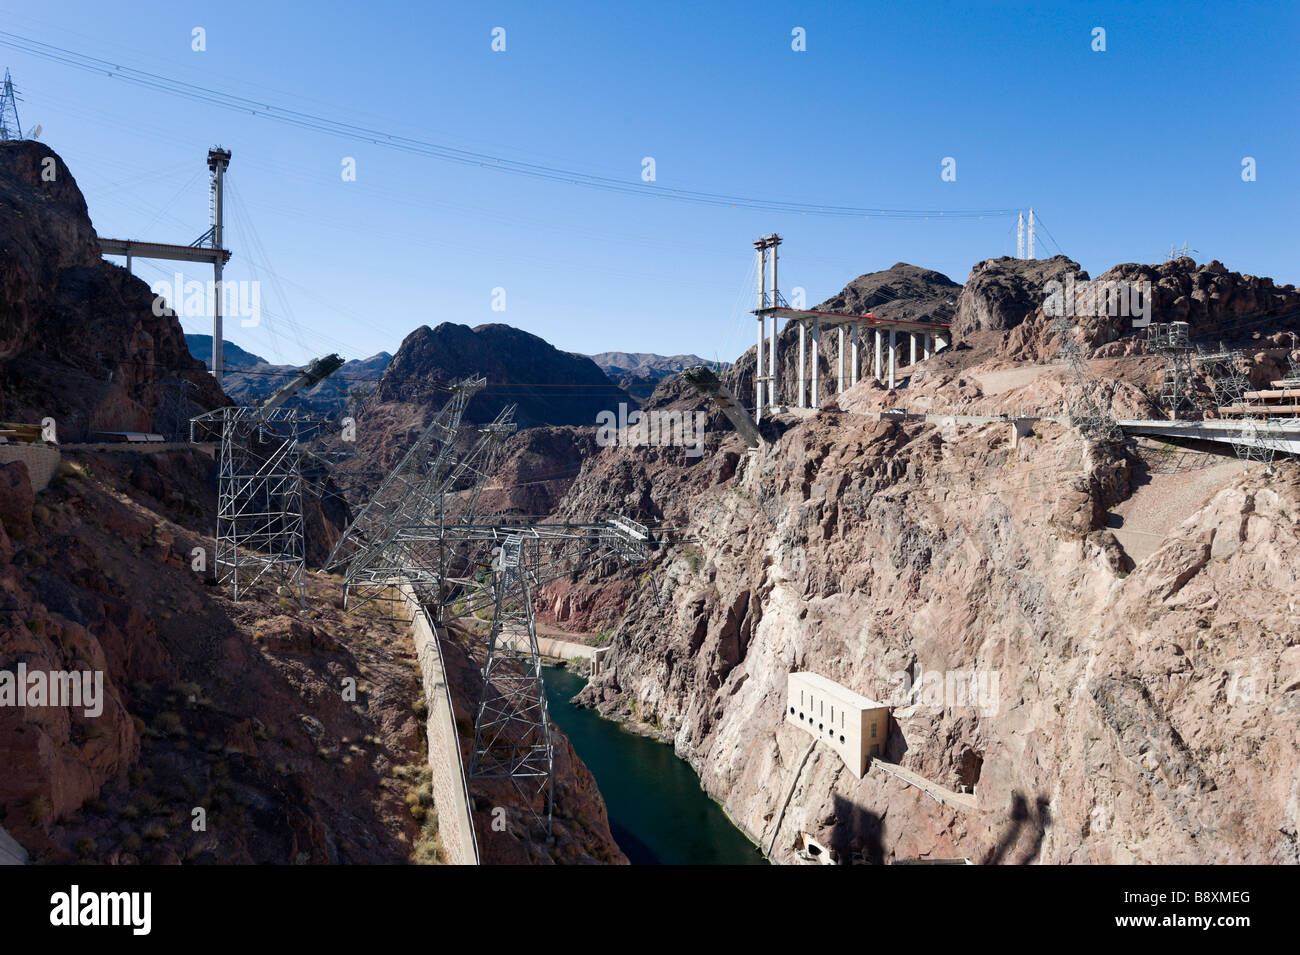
[1, 1, 1295, 368]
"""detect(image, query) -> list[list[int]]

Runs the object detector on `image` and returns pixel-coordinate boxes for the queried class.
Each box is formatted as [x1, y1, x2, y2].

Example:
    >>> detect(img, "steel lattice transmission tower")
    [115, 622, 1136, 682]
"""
[322, 376, 513, 615]
[157, 377, 199, 442]
[189, 354, 344, 606]
[0, 69, 22, 140]
[1052, 314, 1120, 440]
[326, 380, 651, 835]
[1147, 322, 1196, 420]
[192, 406, 307, 605]
[1193, 348, 1248, 411]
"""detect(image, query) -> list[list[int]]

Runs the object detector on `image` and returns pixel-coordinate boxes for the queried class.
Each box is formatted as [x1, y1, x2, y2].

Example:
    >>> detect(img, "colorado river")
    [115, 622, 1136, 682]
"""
[544, 666, 766, 865]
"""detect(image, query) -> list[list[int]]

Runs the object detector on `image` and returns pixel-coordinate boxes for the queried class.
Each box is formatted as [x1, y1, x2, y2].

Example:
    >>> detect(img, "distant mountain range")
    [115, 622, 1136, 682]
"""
[586, 351, 719, 402]
[184, 334, 391, 417]
[185, 332, 713, 418]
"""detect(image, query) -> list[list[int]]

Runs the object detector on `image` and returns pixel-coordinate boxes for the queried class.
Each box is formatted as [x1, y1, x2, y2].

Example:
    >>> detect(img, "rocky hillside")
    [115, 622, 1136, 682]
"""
[544, 400, 1299, 864]
[331, 323, 629, 503]
[377, 323, 628, 429]
[0, 142, 623, 866]
[0, 141, 225, 438]
[185, 334, 392, 419]
[183, 334, 269, 372]
[0, 449, 621, 864]
[526, 252, 1300, 865]
[221, 352, 391, 419]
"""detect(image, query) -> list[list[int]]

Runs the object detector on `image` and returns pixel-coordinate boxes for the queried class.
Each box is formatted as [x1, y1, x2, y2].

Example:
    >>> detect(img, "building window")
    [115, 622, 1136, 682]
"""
[839, 735, 845, 744]
[870, 722, 878, 738]
[790, 706, 795, 715]
[818, 723, 823, 731]
[799, 712, 804, 720]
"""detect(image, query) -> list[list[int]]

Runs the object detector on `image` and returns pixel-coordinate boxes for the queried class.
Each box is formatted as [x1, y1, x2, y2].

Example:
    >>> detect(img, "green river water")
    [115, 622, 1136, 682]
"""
[544, 666, 766, 865]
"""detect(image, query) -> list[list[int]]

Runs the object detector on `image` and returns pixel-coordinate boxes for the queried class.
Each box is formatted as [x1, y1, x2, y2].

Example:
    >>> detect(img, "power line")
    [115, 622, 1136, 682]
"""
[0, 31, 1016, 222]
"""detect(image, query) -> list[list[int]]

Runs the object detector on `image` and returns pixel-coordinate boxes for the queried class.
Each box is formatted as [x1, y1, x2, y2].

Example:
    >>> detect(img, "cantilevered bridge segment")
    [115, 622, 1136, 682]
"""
[99, 147, 234, 383]
[750, 235, 951, 419]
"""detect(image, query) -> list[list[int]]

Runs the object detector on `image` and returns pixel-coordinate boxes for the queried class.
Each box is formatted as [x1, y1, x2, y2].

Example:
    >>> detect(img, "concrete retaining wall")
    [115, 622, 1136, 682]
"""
[0, 444, 60, 492]
[399, 586, 480, 865]
[0, 825, 28, 865]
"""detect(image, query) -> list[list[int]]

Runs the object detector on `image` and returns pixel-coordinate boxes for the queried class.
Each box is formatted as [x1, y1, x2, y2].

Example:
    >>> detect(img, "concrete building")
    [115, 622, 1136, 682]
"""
[786, 672, 889, 778]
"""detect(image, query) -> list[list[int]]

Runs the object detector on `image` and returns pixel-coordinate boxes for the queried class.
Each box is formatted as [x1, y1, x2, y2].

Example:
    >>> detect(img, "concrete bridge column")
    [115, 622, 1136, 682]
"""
[924, 334, 932, 360]
[874, 328, 883, 382]
[837, 325, 846, 393]
[888, 328, 897, 390]
[797, 320, 806, 408]
[811, 320, 821, 406]
[910, 332, 918, 366]
[851, 325, 860, 386]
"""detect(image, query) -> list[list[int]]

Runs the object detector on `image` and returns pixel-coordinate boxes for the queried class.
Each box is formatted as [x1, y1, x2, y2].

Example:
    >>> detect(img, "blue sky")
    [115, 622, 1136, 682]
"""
[2, 0, 1295, 367]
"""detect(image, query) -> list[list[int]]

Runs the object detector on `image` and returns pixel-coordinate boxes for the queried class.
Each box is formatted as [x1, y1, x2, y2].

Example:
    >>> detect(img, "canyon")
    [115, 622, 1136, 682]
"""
[4, 136, 1299, 866]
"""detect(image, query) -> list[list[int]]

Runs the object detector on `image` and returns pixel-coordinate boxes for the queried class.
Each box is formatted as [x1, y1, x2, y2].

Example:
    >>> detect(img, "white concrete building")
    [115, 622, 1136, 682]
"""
[786, 672, 890, 778]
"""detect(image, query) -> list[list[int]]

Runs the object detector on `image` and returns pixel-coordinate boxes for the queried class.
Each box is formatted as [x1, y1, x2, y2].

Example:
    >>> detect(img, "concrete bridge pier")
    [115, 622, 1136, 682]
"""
[888, 329, 898, 390]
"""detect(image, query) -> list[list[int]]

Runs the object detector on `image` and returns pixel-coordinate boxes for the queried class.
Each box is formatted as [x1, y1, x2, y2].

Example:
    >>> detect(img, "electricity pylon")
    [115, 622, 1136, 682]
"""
[326, 379, 651, 835]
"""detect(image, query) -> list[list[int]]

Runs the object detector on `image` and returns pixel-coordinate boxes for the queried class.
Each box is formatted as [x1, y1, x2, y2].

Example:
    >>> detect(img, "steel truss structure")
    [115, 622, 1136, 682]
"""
[1193, 349, 1248, 411]
[157, 376, 199, 442]
[191, 406, 307, 605]
[325, 379, 651, 835]
[1147, 322, 1197, 419]
[1053, 315, 1121, 440]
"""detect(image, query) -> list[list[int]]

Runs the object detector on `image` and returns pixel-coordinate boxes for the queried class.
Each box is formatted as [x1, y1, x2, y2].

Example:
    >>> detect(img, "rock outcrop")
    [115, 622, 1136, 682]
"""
[0, 144, 621, 866]
[0, 141, 225, 438]
[560, 407, 1300, 864]
[376, 323, 628, 429]
[955, 255, 1086, 338]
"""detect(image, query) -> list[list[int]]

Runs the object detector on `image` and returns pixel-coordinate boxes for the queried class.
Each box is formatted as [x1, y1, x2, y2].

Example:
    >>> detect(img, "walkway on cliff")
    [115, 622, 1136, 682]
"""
[872, 760, 978, 813]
